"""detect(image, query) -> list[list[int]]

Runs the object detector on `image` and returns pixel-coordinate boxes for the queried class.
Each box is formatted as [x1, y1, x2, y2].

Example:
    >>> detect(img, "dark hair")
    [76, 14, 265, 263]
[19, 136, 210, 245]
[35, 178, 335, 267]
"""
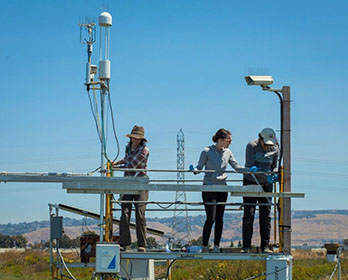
[212, 128, 231, 143]
[129, 138, 146, 146]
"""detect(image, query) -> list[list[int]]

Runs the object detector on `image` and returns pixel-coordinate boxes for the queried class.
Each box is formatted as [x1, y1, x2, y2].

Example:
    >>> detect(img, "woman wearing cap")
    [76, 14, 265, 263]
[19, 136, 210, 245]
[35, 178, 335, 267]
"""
[192, 128, 249, 253]
[113, 125, 149, 252]
[241, 127, 279, 254]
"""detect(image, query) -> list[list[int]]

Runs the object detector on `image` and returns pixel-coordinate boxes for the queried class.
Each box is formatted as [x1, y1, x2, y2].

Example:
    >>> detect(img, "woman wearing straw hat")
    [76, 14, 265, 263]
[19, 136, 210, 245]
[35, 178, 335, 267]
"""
[113, 125, 149, 252]
[191, 128, 250, 253]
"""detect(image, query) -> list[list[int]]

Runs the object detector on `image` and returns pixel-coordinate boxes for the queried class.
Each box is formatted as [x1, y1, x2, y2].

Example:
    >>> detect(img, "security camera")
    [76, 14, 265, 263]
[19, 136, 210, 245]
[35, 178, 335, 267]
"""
[245, 75, 273, 86]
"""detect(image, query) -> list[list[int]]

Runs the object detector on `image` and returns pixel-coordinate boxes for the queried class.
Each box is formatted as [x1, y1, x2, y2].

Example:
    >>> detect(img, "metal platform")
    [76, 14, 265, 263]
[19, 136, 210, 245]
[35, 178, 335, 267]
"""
[63, 251, 277, 266]
[62, 252, 293, 280]
[0, 172, 304, 198]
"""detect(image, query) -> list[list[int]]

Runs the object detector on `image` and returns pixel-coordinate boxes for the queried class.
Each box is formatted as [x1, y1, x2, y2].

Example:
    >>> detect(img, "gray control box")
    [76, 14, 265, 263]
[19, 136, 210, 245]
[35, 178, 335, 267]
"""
[50, 216, 63, 240]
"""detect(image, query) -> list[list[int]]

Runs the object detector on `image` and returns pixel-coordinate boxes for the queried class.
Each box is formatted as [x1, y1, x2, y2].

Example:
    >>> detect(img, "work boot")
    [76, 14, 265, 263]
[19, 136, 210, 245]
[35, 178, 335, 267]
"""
[261, 246, 273, 254]
[137, 247, 146, 252]
[120, 245, 129, 251]
[212, 245, 220, 253]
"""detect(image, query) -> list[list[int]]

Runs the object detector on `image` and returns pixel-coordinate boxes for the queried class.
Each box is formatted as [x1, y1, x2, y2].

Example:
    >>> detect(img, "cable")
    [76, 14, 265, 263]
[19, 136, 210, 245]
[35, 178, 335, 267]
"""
[92, 88, 102, 140]
[87, 86, 113, 164]
[100, 90, 110, 162]
[82, 217, 95, 234]
[87, 166, 101, 175]
[60, 247, 81, 261]
[156, 202, 175, 209]
[87, 89, 102, 143]
[328, 259, 339, 280]
[107, 87, 120, 162]
[263, 86, 284, 175]
[166, 259, 176, 280]
[242, 265, 288, 280]
[271, 89, 284, 174]
[57, 248, 78, 280]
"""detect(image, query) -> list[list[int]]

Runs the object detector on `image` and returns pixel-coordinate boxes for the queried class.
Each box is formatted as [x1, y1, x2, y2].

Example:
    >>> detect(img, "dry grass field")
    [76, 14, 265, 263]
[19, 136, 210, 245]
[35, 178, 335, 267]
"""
[0, 249, 347, 279]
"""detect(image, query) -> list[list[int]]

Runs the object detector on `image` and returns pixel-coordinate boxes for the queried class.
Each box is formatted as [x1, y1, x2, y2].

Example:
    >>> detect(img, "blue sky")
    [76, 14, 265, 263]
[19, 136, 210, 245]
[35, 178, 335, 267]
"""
[0, 0, 347, 224]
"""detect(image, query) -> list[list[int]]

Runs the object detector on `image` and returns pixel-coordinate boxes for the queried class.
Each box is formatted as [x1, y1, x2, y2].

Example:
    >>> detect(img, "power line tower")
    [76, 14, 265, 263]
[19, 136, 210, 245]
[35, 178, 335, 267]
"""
[172, 129, 192, 245]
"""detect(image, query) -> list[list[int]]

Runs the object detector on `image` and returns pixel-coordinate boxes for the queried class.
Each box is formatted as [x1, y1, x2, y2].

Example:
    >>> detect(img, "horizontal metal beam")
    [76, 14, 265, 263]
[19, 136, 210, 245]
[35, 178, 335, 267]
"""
[63, 182, 263, 193]
[120, 251, 269, 261]
[230, 192, 304, 198]
[50, 203, 165, 237]
[112, 201, 272, 206]
[112, 167, 275, 175]
[113, 208, 243, 211]
[0, 172, 148, 184]
[66, 189, 141, 194]
[1, 172, 304, 198]
[63, 252, 270, 265]
[149, 179, 242, 182]
[63, 182, 304, 197]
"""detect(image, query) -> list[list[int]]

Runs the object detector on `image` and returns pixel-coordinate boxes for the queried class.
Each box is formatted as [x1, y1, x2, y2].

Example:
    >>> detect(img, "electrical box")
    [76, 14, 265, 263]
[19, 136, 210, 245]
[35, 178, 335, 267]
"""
[50, 216, 63, 240]
[266, 255, 293, 280]
[96, 243, 120, 274]
[327, 254, 338, 262]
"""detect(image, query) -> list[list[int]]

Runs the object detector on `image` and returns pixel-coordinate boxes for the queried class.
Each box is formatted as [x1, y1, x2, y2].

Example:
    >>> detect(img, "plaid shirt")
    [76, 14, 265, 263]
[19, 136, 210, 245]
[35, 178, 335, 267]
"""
[123, 143, 149, 177]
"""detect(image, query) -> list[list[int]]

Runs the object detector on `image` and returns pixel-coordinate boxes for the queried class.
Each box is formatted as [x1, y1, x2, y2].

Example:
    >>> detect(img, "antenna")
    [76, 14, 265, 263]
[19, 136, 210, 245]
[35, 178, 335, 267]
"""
[79, 11, 114, 245]
[79, 21, 97, 88]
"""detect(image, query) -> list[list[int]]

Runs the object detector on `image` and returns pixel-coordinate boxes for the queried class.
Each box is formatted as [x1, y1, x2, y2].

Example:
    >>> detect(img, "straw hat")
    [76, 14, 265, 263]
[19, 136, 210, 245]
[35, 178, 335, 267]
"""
[125, 125, 147, 142]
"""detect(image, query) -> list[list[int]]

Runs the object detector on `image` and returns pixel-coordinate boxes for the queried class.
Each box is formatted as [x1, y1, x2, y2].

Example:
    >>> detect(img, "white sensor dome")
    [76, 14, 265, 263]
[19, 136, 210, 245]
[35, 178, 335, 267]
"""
[99, 12, 112, 27]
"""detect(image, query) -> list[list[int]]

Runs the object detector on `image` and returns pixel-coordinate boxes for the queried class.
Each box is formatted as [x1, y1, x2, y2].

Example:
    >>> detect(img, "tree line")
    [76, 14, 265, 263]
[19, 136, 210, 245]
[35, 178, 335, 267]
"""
[0, 233, 27, 248]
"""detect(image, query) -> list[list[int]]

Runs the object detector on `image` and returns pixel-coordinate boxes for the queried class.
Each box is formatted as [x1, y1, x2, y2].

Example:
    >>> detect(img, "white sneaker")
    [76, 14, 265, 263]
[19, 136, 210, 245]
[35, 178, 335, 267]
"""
[202, 246, 209, 253]
[213, 245, 220, 253]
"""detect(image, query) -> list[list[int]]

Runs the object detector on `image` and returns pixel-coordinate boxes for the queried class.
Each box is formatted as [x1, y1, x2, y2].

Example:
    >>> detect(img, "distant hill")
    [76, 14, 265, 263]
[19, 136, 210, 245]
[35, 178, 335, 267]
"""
[0, 217, 95, 236]
[1, 210, 348, 246]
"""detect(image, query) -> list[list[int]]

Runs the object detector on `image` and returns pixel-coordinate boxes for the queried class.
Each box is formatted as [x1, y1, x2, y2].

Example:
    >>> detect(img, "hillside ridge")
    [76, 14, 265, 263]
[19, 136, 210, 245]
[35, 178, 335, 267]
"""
[1, 209, 348, 246]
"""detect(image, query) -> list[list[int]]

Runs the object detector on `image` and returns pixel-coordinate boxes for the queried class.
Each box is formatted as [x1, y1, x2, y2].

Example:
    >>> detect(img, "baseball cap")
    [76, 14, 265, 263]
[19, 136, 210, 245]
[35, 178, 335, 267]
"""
[260, 128, 277, 145]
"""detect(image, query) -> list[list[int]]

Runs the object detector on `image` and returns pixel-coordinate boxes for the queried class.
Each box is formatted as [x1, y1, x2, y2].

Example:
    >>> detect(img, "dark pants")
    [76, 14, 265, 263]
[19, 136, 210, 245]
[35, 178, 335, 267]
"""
[242, 179, 272, 249]
[202, 191, 228, 246]
[119, 191, 148, 247]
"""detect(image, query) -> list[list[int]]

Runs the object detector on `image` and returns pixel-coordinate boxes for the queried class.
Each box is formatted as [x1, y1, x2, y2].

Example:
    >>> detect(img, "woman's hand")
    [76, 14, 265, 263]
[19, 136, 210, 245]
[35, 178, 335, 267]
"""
[189, 164, 199, 175]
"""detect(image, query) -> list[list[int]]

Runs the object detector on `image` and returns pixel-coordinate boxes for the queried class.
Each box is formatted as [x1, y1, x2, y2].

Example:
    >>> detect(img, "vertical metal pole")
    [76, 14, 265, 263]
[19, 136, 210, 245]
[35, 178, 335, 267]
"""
[100, 194, 105, 242]
[167, 260, 172, 280]
[100, 88, 107, 243]
[338, 249, 342, 280]
[282, 86, 291, 253]
[55, 207, 61, 279]
[105, 162, 113, 242]
[49, 205, 53, 277]
[279, 167, 284, 252]
[99, 88, 108, 280]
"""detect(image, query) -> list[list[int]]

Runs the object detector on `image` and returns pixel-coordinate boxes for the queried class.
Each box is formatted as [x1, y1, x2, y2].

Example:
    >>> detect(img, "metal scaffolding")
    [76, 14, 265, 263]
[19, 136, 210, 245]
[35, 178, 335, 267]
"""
[172, 129, 192, 245]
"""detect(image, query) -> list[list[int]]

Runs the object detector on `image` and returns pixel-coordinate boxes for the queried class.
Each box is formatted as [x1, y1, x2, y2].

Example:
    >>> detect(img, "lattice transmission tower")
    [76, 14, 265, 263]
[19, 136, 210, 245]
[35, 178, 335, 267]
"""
[172, 129, 192, 245]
